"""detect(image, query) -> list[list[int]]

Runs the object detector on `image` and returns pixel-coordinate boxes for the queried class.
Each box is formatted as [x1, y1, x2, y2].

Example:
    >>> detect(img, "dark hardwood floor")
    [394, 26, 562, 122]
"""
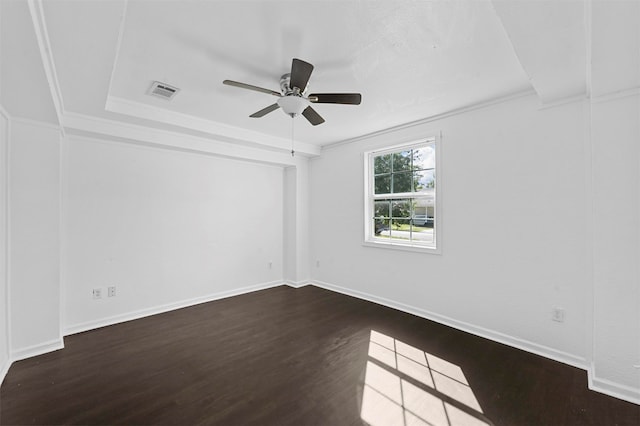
[1, 285, 638, 425]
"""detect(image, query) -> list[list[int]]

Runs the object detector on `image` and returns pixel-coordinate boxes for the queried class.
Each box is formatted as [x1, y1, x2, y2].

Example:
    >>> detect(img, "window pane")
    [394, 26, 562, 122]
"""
[374, 154, 392, 174]
[412, 145, 435, 170]
[374, 201, 390, 218]
[392, 172, 413, 193]
[414, 170, 435, 192]
[411, 222, 435, 244]
[375, 174, 391, 194]
[392, 151, 412, 172]
[367, 140, 437, 250]
[391, 199, 411, 218]
[373, 218, 390, 236]
[411, 212, 433, 228]
[390, 219, 411, 241]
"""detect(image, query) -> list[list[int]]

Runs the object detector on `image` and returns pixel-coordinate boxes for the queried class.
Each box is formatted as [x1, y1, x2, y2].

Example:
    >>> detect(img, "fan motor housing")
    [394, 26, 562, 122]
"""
[280, 73, 304, 96]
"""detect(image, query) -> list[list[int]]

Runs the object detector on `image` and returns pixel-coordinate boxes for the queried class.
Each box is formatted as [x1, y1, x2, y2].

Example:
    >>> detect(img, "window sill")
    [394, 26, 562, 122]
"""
[362, 240, 442, 254]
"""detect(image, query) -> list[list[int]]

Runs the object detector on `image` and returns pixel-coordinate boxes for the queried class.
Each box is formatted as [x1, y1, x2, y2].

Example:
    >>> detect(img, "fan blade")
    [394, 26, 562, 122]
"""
[249, 104, 280, 118]
[250, 103, 280, 118]
[223, 80, 280, 97]
[309, 93, 362, 105]
[290, 58, 314, 92]
[302, 106, 325, 126]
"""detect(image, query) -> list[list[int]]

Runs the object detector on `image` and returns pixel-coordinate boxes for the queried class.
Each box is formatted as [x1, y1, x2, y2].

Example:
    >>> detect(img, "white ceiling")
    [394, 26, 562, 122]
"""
[105, 0, 532, 146]
[3, 0, 591, 156]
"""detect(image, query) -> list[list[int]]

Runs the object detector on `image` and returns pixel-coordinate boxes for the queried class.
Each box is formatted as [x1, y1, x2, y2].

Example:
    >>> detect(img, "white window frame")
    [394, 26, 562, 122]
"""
[363, 136, 442, 254]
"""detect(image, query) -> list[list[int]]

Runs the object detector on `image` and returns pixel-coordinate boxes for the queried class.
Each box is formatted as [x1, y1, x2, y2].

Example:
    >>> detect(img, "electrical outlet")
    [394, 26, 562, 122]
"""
[108, 286, 116, 297]
[316, 260, 320, 268]
[92, 288, 102, 299]
[552, 307, 565, 323]
[268, 261, 273, 269]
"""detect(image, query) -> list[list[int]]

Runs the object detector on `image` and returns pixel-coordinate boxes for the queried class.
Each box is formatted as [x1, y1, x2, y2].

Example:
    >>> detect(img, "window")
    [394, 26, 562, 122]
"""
[364, 137, 439, 252]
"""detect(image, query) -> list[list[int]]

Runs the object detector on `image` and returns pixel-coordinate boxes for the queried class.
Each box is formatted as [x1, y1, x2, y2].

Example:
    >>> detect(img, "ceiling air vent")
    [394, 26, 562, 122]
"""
[148, 81, 179, 100]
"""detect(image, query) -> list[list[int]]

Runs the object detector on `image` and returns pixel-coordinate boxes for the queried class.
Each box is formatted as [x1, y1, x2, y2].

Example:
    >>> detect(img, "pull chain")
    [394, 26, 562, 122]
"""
[290, 115, 295, 157]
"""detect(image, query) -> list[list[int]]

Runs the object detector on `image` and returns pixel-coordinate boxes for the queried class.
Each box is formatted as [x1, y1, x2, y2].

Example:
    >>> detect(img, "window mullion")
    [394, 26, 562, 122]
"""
[372, 192, 415, 200]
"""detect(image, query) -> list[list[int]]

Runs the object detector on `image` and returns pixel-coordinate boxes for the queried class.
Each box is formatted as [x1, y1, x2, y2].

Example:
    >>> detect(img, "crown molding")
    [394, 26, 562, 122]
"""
[537, 92, 589, 110]
[1, 105, 64, 133]
[9, 116, 62, 132]
[27, 0, 65, 135]
[590, 87, 640, 104]
[322, 88, 537, 152]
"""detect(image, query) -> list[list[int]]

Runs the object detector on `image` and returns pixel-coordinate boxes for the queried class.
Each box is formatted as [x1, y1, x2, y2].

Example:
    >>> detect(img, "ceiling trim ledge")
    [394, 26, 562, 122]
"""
[323, 88, 536, 152]
[63, 112, 301, 167]
[0, 103, 62, 132]
[26, 0, 66, 135]
[590, 87, 640, 105]
[105, 96, 320, 157]
[537, 92, 589, 111]
[9, 116, 62, 132]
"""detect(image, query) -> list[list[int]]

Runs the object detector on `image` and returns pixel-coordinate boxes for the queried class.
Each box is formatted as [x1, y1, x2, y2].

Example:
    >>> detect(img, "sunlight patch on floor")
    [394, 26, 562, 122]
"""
[361, 330, 492, 426]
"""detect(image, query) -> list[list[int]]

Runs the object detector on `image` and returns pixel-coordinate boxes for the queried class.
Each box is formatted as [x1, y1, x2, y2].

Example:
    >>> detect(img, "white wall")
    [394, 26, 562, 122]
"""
[9, 119, 62, 358]
[310, 93, 590, 367]
[587, 0, 640, 403]
[283, 163, 311, 286]
[63, 135, 284, 333]
[0, 109, 10, 381]
[1, 0, 63, 374]
[590, 93, 640, 402]
[283, 166, 297, 283]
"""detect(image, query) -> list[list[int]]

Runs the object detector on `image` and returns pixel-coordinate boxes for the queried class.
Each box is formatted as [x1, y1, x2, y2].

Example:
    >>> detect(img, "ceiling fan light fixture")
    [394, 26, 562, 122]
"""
[277, 95, 309, 117]
[223, 58, 361, 126]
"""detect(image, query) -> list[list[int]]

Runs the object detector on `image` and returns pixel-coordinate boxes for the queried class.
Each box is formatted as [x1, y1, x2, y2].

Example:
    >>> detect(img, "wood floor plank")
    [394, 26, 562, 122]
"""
[1, 285, 638, 425]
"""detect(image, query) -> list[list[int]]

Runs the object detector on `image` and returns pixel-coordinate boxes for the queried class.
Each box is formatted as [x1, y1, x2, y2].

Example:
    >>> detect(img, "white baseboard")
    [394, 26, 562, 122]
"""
[64, 280, 286, 336]
[311, 280, 588, 370]
[285, 281, 310, 288]
[589, 367, 640, 405]
[0, 356, 10, 386]
[11, 338, 65, 362]
[6, 280, 636, 407]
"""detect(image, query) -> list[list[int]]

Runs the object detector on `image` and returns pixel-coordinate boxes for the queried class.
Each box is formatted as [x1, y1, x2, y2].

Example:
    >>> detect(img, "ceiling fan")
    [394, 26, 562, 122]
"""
[223, 58, 361, 126]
